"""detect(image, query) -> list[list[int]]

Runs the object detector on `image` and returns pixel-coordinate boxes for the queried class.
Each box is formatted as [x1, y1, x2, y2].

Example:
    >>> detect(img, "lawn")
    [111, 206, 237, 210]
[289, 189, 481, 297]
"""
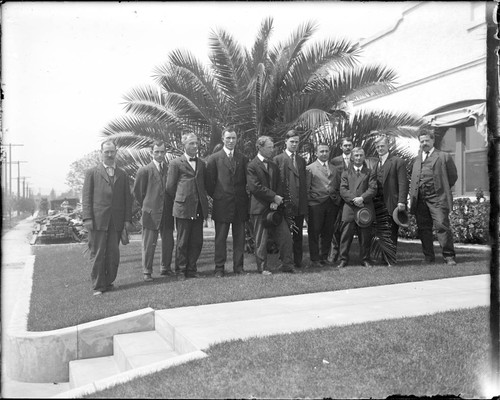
[28, 235, 489, 331]
[88, 306, 490, 399]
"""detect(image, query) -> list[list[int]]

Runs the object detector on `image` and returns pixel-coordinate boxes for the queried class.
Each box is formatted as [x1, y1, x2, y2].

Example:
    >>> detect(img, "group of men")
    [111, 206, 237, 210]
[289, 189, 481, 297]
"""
[82, 128, 458, 295]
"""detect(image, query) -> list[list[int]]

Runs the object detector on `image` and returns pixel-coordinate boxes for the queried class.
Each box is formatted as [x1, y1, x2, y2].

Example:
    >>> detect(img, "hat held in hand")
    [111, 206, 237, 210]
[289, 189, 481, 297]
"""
[262, 208, 283, 228]
[393, 207, 410, 228]
[355, 207, 373, 228]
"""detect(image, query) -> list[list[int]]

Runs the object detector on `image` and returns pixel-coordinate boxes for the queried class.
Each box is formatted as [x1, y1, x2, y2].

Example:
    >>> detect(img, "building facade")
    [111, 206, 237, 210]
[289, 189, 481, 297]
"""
[354, 1, 487, 196]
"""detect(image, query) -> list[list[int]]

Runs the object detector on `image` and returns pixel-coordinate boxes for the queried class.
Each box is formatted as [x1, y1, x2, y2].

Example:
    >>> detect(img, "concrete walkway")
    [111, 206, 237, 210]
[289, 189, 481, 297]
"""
[1, 217, 490, 398]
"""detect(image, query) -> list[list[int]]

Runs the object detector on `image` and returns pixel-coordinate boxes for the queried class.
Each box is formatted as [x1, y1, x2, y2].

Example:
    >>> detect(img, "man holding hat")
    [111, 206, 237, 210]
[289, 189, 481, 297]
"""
[338, 147, 377, 268]
[373, 136, 409, 264]
[247, 136, 296, 275]
[409, 129, 458, 265]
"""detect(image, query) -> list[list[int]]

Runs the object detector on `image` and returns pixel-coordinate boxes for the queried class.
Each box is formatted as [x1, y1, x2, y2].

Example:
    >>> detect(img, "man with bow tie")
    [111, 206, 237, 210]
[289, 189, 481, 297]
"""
[409, 130, 458, 265]
[273, 130, 308, 269]
[247, 136, 296, 275]
[166, 133, 209, 279]
[206, 128, 249, 277]
[82, 139, 133, 295]
[133, 140, 174, 282]
[306, 142, 342, 268]
[373, 136, 409, 265]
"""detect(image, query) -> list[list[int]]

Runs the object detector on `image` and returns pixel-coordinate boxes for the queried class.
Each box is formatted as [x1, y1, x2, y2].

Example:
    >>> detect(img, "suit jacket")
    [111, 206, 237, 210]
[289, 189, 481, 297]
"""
[247, 156, 283, 215]
[340, 165, 377, 223]
[331, 154, 351, 170]
[376, 154, 409, 215]
[82, 164, 132, 231]
[206, 149, 249, 222]
[273, 152, 308, 216]
[133, 161, 172, 230]
[409, 149, 458, 213]
[306, 160, 342, 207]
[166, 155, 209, 219]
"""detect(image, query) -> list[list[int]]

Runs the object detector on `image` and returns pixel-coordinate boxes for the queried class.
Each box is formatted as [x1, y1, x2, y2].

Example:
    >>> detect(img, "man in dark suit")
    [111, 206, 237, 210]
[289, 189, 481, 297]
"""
[306, 142, 342, 268]
[247, 136, 296, 275]
[373, 136, 409, 264]
[338, 147, 377, 268]
[331, 137, 353, 170]
[273, 130, 308, 269]
[206, 128, 249, 277]
[133, 140, 174, 282]
[82, 139, 133, 295]
[166, 132, 209, 279]
[328, 137, 353, 263]
[409, 130, 458, 265]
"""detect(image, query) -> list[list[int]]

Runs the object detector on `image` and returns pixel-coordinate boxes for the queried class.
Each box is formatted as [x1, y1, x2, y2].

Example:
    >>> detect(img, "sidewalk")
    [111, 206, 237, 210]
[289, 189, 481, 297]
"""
[1, 217, 490, 398]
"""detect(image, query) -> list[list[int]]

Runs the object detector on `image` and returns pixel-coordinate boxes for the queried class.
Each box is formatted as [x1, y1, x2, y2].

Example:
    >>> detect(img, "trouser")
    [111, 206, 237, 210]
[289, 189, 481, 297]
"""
[141, 222, 175, 275]
[327, 207, 343, 262]
[88, 219, 120, 291]
[308, 199, 339, 262]
[415, 194, 455, 260]
[214, 220, 246, 273]
[290, 214, 305, 267]
[250, 214, 294, 272]
[339, 221, 373, 264]
[175, 217, 204, 276]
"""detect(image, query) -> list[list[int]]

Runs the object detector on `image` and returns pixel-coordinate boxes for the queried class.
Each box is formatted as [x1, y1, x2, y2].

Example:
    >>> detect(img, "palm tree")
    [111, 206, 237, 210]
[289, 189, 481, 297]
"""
[102, 17, 425, 261]
[103, 18, 423, 161]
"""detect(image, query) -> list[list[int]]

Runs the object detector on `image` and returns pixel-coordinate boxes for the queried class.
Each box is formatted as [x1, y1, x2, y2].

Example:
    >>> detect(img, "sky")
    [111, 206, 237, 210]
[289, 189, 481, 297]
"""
[2, 1, 408, 196]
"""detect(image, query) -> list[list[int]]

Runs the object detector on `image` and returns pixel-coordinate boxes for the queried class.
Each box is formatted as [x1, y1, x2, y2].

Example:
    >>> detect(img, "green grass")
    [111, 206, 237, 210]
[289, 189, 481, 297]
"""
[27, 236, 489, 331]
[88, 306, 490, 399]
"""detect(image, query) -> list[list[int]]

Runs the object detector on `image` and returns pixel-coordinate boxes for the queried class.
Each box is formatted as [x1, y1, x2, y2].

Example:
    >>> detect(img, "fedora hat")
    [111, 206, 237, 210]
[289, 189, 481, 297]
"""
[393, 207, 410, 228]
[355, 207, 373, 228]
[262, 208, 283, 228]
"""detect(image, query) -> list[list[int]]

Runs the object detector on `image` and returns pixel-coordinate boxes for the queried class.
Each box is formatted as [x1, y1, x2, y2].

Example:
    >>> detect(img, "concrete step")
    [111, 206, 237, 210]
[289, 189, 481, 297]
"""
[69, 356, 120, 389]
[114, 330, 180, 371]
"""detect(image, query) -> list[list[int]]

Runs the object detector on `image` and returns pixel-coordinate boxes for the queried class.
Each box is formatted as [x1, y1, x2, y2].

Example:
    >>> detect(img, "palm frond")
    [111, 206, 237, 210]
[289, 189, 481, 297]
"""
[328, 65, 398, 105]
[370, 198, 397, 264]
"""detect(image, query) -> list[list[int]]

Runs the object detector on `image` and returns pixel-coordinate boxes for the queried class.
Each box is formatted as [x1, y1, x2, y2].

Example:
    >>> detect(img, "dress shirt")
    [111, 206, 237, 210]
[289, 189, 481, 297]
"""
[343, 154, 351, 167]
[422, 147, 434, 162]
[185, 153, 197, 171]
[379, 153, 389, 167]
[103, 162, 116, 177]
[153, 159, 164, 173]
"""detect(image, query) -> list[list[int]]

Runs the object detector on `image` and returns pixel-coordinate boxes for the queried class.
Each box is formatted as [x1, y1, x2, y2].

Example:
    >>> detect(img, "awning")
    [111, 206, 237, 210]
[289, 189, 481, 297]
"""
[423, 99, 487, 143]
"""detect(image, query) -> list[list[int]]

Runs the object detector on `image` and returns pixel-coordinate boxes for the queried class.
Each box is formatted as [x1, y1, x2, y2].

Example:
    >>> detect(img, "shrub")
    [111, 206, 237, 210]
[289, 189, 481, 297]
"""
[399, 198, 490, 245]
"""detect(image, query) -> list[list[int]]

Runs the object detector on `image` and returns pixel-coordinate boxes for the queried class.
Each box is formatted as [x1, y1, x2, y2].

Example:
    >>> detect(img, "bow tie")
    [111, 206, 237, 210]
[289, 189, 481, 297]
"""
[189, 157, 197, 162]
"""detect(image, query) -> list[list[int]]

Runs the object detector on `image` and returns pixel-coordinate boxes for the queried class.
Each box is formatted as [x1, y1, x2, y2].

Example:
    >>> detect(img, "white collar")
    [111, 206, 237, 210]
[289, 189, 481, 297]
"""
[102, 162, 116, 169]
[257, 153, 266, 162]
[424, 148, 435, 156]
[380, 153, 389, 165]
[286, 149, 295, 158]
[223, 147, 233, 157]
[153, 159, 163, 171]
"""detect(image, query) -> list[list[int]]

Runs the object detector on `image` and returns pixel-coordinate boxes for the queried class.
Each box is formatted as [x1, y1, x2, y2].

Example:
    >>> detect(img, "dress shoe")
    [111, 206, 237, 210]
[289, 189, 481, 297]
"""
[144, 274, 154, 282]
[234, 270, 249, 275]
[444, 257, 457, 266]
[321, 260, 335, 267]
[214, 270, 225, 278]
[420, 258, 435, 265]
[260, 270, 272, 276]
[280, 265, 296, 273]
[160, 269, 174, 276]
[106, 284, 116, 291]
[362, 261, 373, 268]
[310, 260, 322, 268]
[93, 290, 103, 296]
[337, 260, 348, 268]
[185, 273, 200, 279]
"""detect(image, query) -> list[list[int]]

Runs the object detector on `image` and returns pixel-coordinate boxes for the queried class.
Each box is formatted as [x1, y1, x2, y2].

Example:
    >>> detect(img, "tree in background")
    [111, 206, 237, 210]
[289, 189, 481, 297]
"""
[65, 150, 101, 198]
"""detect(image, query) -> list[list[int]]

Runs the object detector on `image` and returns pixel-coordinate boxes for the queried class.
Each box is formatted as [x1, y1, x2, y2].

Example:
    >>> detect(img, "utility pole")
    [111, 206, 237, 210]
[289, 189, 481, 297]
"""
[21, 177, 30, 199]
[1, 143, 24, 223]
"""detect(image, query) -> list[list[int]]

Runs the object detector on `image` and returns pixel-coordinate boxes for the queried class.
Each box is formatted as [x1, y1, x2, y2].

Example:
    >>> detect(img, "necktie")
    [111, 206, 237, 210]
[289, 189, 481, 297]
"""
[263, 159, 268, 169]
[423, 151, 429, 162]
[356, 168, 360, 177]
[106, 167, 114, 177]
[345, 157, 349, 168]
[189, 157, 197, 162]
[229, 151, 235, 168]
[323, 162, 329, 174]
[159, 163, 164, 175]
[292, 153, 296, 168]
